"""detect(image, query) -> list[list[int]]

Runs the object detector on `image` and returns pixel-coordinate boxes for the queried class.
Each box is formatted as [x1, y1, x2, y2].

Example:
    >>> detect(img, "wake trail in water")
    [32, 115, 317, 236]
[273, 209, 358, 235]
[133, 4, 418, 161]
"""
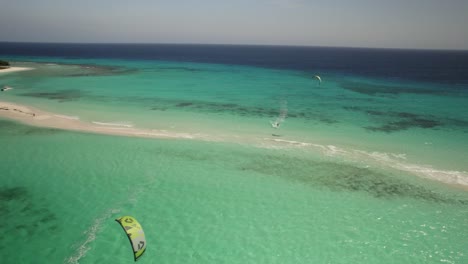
[66, 208, 121, 264]
[65, 178, 159, 264]
[271, 100, 288, 128]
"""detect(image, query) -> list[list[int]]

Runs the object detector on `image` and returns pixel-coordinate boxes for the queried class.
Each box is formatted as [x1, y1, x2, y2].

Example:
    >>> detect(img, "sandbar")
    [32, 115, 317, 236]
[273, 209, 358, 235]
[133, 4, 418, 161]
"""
[0, 101, 200, 140]
[1, 100, 468, 190]
[0, 67, 33, 74]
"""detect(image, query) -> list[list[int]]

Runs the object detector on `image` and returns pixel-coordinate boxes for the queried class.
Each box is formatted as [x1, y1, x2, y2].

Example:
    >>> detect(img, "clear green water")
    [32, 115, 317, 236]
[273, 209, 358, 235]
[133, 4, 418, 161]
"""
[1, 59, 467, 263]
[1, 122, 467, 264]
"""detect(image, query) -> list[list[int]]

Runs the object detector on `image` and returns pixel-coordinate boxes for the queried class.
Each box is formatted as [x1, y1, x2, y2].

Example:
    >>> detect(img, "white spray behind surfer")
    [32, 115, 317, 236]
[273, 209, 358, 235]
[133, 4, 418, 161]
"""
[270, 100, 288, 129]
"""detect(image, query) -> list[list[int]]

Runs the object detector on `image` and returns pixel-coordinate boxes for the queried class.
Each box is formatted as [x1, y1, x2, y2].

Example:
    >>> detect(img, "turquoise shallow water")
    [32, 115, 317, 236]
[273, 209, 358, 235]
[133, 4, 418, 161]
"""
[1, 57, 468, 263]
[2, 59, 468, 177]
[0, 121, 467, 264]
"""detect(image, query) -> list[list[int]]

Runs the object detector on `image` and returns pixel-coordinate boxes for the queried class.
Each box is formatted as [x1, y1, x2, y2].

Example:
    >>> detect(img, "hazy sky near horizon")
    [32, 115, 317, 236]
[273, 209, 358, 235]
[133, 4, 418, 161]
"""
[1, 0, 467, 49]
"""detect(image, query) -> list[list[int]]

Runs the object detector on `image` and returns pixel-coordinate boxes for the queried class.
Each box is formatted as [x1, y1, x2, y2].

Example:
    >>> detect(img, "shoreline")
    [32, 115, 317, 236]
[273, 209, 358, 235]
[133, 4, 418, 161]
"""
[1, 100, 468, 190]
[0, 67, 33, 74]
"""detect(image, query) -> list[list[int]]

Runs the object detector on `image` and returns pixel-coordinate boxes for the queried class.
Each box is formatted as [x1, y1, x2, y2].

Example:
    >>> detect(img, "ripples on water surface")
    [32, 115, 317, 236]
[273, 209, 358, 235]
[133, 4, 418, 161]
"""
[0, 121, 467, 263]
[1, 44, 467, 263]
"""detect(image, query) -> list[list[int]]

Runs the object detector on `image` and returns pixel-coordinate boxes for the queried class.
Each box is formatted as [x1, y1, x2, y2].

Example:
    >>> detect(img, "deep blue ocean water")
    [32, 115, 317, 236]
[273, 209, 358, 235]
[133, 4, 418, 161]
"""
[2, 42, 468, 85]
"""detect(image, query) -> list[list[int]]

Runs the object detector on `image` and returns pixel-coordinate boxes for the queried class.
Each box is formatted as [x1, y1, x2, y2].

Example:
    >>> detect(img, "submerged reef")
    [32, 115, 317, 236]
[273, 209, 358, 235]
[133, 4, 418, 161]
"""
[0, 186, 59, 250]
[20, 90, 85, 102]
[241, 154, 467, 205]
[344, 106, 468, 133]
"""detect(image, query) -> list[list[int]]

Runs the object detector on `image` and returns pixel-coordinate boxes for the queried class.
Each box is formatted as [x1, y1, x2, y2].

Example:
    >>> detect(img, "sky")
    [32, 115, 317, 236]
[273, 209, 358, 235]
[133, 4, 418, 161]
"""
[0, 0, 467, 50]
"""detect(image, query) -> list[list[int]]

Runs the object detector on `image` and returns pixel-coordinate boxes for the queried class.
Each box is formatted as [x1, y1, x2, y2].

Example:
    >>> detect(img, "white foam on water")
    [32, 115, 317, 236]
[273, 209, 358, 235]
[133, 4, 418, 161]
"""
[266, 138, 312, 147]
[324, 145, 348, 156]
[262, 137, 468, 187]
[54, 114, 80, 120]
[100, 126, 135, 131]
[354, 150, 468, 186]
[91, 121, 133, 128]
[133, 130, 194, 139]
[391, 153, 407, 160]
[66, 208, 121, 264]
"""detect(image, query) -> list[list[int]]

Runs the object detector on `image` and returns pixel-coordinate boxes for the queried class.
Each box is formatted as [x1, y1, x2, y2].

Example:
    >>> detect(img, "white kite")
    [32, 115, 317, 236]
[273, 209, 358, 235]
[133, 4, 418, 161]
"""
[314, 75, 322, 85]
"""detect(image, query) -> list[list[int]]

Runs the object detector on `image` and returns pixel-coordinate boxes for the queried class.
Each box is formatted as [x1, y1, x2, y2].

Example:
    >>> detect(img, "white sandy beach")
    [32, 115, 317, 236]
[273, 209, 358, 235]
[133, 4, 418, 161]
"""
[0, 67, 33, 74]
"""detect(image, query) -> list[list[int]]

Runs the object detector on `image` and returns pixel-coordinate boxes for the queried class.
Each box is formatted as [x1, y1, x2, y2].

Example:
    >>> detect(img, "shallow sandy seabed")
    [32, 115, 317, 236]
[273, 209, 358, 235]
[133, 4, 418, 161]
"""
[1, 100, 468, 191]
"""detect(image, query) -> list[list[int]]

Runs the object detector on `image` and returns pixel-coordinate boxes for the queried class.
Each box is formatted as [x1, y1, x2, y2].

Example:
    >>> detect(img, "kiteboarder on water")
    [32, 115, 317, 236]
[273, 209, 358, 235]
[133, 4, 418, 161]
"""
[271, 120, 281, 128]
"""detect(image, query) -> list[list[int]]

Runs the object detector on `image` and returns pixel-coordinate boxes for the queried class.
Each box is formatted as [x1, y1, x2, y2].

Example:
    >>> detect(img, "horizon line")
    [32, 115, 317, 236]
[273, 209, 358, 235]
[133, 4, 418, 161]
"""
[1, 41, 467, 52]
